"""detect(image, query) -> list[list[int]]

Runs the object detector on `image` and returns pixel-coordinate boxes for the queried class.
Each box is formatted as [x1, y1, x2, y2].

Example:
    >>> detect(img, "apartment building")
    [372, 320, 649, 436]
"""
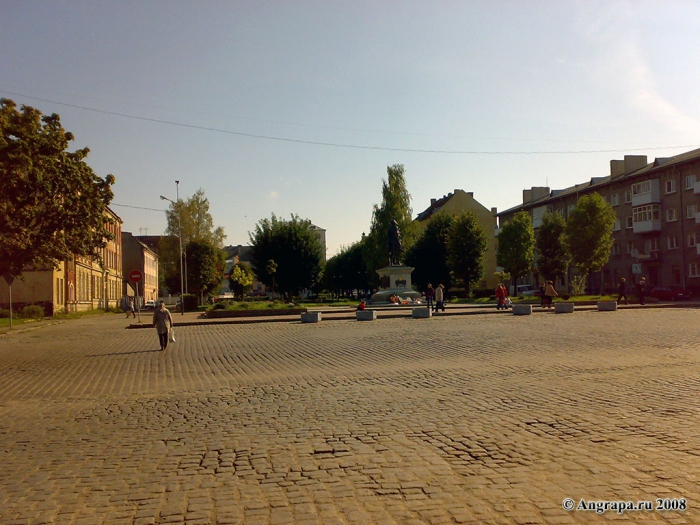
[122, 232, 159, 302]
[497, 149, 700, 294]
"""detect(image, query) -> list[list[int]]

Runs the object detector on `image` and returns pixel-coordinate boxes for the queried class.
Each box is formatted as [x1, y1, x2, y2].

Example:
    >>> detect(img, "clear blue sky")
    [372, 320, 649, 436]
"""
[3, 1, 700, 256]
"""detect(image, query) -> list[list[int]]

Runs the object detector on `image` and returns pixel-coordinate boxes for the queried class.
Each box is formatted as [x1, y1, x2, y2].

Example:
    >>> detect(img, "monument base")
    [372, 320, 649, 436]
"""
[371, 265, 421, 304]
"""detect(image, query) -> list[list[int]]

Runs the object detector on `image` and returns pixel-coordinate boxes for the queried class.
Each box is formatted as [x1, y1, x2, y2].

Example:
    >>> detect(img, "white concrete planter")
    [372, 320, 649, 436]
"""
[512, 304, 532, 316]
[356, 310, 377, 321]
[597, 301, 618, 312]
[554, 302, 575, 314]
[301, 312, 322, 323]
[412, 308, 432, 318]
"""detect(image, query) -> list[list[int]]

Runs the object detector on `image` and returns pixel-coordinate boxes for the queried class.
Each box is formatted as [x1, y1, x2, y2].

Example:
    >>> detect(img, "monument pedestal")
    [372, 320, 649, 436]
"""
[371, 265, 421, 303]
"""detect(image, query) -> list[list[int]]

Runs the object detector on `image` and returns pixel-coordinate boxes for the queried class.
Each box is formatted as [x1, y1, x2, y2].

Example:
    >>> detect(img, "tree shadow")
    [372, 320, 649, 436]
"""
[86, 348, 163, 357]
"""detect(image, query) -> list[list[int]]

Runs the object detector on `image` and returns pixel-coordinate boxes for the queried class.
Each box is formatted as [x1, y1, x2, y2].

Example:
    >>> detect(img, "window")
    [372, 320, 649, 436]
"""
[626, 216, 633, 229]
[688, 232, 697, 247]
[632, 205, 660, 223]
[666, 208, 677, 222]
[626, 241, 636, 255]
[685, 174, 696, 190]
[567, 204, 576, 215]
[690, 262, 700, 278]
[686, 204, 697, 219]
[613, 218, 621, 231]
[632, 180, 651, 196]
[665, 179, 676, 193]
[644, 238, 659, 253]
[624, 190, 632, 203]
[612, 243, 621, 256]
[611, 193, 619, 206]
[668, 236, 679, 250]
[556, 207, 564, 216]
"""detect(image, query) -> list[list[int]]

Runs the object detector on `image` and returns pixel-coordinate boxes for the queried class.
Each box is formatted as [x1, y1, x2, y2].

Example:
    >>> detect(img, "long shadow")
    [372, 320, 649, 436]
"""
[86, 348, 163, 357]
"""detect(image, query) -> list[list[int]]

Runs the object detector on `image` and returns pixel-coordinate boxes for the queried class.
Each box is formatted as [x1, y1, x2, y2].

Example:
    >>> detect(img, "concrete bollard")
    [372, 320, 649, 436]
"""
[554, 302, 575, 314]
[301, 312, 322, 323]
[412, 308, 432, 318]
[356, 310, 377, 321]
[597, 301, 618, 312]
[512, 304, 532, 316]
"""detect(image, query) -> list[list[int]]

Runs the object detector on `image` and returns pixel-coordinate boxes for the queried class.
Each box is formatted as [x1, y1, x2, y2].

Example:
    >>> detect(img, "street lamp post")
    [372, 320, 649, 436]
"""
[160, 185, 185, 316]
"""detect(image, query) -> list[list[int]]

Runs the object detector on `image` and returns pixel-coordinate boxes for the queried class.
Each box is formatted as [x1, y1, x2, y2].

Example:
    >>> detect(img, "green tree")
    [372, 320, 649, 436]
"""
[404, 214, 453, 291]
[228, 261, 254, 299]
[325, 241, 371, 297]
[535, 212, 569, 281]
[162, 188, 225, 294]
[496, 211, 535, 285]
[249, 214, 325, 299]
[446, 212, 488, 296]
[184, 240, 226, 302]
[566, 192, 617, 277]
[0, 98, 115, 280]
[364, 164, 416, 281]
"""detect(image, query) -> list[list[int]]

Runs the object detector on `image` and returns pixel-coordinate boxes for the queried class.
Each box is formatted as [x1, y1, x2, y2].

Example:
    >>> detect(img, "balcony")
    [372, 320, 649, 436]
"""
[697, 244, 700, 255]
[696, 212, 700, 224]
[631, 179, 660, 206]
[632, 220, 661, 234]
[695, 181, 700, 194]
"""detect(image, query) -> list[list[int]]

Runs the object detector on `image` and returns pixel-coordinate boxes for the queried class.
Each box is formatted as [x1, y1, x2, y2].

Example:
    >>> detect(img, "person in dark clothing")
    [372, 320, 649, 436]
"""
[425, 284, 435, 311]
[617, 278, 629, 305]
[539, 282, 546, 308]
[637, 277, 647, 305]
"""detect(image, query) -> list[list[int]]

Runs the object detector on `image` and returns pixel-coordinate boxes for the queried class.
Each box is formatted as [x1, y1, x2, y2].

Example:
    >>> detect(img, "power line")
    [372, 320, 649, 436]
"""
[2, 89, 699, 155]
[111, 203, 166, 212]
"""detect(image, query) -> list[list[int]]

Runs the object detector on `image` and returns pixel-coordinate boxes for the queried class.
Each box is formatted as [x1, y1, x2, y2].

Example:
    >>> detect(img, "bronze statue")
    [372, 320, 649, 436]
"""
[387, 219, 403, 266]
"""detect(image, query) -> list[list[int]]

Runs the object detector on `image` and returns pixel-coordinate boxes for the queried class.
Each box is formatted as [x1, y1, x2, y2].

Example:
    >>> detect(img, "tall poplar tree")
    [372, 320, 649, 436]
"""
[496, 211, 535, 285]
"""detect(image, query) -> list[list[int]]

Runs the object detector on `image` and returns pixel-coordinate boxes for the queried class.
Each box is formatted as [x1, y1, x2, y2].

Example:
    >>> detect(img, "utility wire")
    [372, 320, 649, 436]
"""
[111, 203, 166, 212]
[2, 89, 699, 155]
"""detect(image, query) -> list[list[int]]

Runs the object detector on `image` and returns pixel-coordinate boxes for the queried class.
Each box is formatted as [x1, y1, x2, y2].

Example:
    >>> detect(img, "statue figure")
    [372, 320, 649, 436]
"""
[387, 219, 403, 266]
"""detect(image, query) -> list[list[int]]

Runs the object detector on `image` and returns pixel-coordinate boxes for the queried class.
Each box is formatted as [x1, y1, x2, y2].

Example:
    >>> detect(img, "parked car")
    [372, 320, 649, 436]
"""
[650, 286, 693, 301]
[509, 284, 537, 296]
[143, 300, 156, 309]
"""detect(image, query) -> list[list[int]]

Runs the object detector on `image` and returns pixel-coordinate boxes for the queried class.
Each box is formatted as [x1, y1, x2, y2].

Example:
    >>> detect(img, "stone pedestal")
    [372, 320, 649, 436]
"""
[512, 304, 532, 316]
[412, 308, 432, 318]
[301, 312, 322, 323]
[356, 310, 377, 321]
[597, 301, 618, 311]
[372, 265, 421, 303]
[554, 302, 575, 314]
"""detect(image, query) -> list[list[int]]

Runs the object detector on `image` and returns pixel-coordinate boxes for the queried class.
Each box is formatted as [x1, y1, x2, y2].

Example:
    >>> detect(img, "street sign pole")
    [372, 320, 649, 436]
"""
[136, 281, 141, 323]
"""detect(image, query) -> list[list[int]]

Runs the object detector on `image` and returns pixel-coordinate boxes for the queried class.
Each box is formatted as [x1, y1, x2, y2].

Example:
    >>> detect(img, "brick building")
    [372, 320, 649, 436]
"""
[497, 149, 700, 294]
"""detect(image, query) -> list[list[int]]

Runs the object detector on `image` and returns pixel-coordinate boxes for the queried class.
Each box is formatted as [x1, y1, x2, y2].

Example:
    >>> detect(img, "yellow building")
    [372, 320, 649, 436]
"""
[0, 208, 123, 315]
[414, 189, 499, 290]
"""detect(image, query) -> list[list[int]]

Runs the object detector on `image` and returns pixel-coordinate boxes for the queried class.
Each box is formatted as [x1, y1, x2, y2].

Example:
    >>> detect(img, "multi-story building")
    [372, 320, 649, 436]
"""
[415, 189, 499, 290]
[122, 232, 159, 303]
[497, 149, 700, 294]
[0, 208, 123, 314]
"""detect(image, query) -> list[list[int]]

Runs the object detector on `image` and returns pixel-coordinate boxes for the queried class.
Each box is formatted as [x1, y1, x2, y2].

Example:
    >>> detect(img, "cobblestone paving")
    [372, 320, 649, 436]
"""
[1, 309, 699, 524]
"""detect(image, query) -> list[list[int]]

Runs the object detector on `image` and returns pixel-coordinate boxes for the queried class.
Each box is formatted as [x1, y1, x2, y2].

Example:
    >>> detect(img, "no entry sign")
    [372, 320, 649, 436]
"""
[129, 270, 143, 283]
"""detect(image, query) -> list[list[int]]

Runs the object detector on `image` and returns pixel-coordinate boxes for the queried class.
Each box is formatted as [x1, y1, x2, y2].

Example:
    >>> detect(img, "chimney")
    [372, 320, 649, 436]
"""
[467, 192, 473, 197]
[430, 198, 436, 205]
[454, 189, 460, 195]
[610, 160, 625, 179]
[523, 189, 532, 204]
[624, 155, 647, 174]
[491, 207, 497, 215]
[531, 186, 550, 201]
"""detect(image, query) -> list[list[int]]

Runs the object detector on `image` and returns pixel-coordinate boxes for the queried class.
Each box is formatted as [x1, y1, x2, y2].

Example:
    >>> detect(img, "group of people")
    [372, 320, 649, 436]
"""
[539, 281, 558, 308]
[495, 283, 510, 310]
[424, 284, 446, 313]
[617, 277, 646, 305]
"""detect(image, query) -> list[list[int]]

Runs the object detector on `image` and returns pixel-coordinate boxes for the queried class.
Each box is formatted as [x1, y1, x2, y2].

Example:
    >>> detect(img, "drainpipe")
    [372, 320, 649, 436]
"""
[678, 167, 686, 288]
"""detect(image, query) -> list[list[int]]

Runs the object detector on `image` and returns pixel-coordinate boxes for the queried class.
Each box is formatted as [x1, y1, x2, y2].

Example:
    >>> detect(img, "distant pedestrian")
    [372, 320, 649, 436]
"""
[425, 284, 435, 311]
[356, 300, 366, 311]
[637, 277, 647, 305]
[617, 278, 629, 305]
[152, 300, 173, 351]
[126, 296, 136, 318]
[539, 282, 546, 308]
[544, 280, 558, 308]
[495, 283, 507, 310]
[435, 284, 446, 312]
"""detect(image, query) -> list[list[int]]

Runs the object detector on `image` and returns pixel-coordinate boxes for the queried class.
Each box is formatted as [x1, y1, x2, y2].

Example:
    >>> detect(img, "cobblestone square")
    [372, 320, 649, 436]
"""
[0, 309, 698, 524]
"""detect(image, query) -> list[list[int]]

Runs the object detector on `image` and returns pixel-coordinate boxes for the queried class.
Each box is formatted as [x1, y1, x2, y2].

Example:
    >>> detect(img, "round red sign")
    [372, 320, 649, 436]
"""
[129, 270, 143, 283]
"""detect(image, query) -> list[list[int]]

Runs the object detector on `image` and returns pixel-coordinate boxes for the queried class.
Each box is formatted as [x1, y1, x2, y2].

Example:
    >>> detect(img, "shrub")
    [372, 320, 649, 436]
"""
[182, 294, 198, 312]
[0, 308, 10, 318]
[19, 305, 45, 319]
[211, 303, 226, 310]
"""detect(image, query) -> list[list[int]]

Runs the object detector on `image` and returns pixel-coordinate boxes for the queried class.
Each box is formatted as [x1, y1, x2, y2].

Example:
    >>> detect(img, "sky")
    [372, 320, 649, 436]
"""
[3, 1, 700, 257]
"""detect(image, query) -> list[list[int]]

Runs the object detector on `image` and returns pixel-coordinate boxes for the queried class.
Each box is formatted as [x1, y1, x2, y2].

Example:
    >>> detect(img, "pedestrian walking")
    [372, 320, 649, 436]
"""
[425, 284, 435, 311]
[617, 278, 629, 305]
[544, 280, 558, 308]
[637, 277, 647, 305]
[539, 282, 546, 308]
[125, 296, 136, 318]
[435, 284, 446, 312]
[152, 300, 173, 351]
[495, 283, 507, 310]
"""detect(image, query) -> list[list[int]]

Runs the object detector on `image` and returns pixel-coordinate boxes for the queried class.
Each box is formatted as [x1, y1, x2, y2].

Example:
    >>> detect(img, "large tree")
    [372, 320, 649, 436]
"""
[404, 213, 453, 292]
[365, 164, 415, 281]
[324, 241, 371, 298]
[566, 192, 616, 275]
[249, 214, 325, 299]
[446, 212, 488, 296]
[535, 211, 569, 282]
[0, 98, 115, 281]
[162, 188, 225, 293]
[185, 240, 226, 301]
[496, 211, 535, 285]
